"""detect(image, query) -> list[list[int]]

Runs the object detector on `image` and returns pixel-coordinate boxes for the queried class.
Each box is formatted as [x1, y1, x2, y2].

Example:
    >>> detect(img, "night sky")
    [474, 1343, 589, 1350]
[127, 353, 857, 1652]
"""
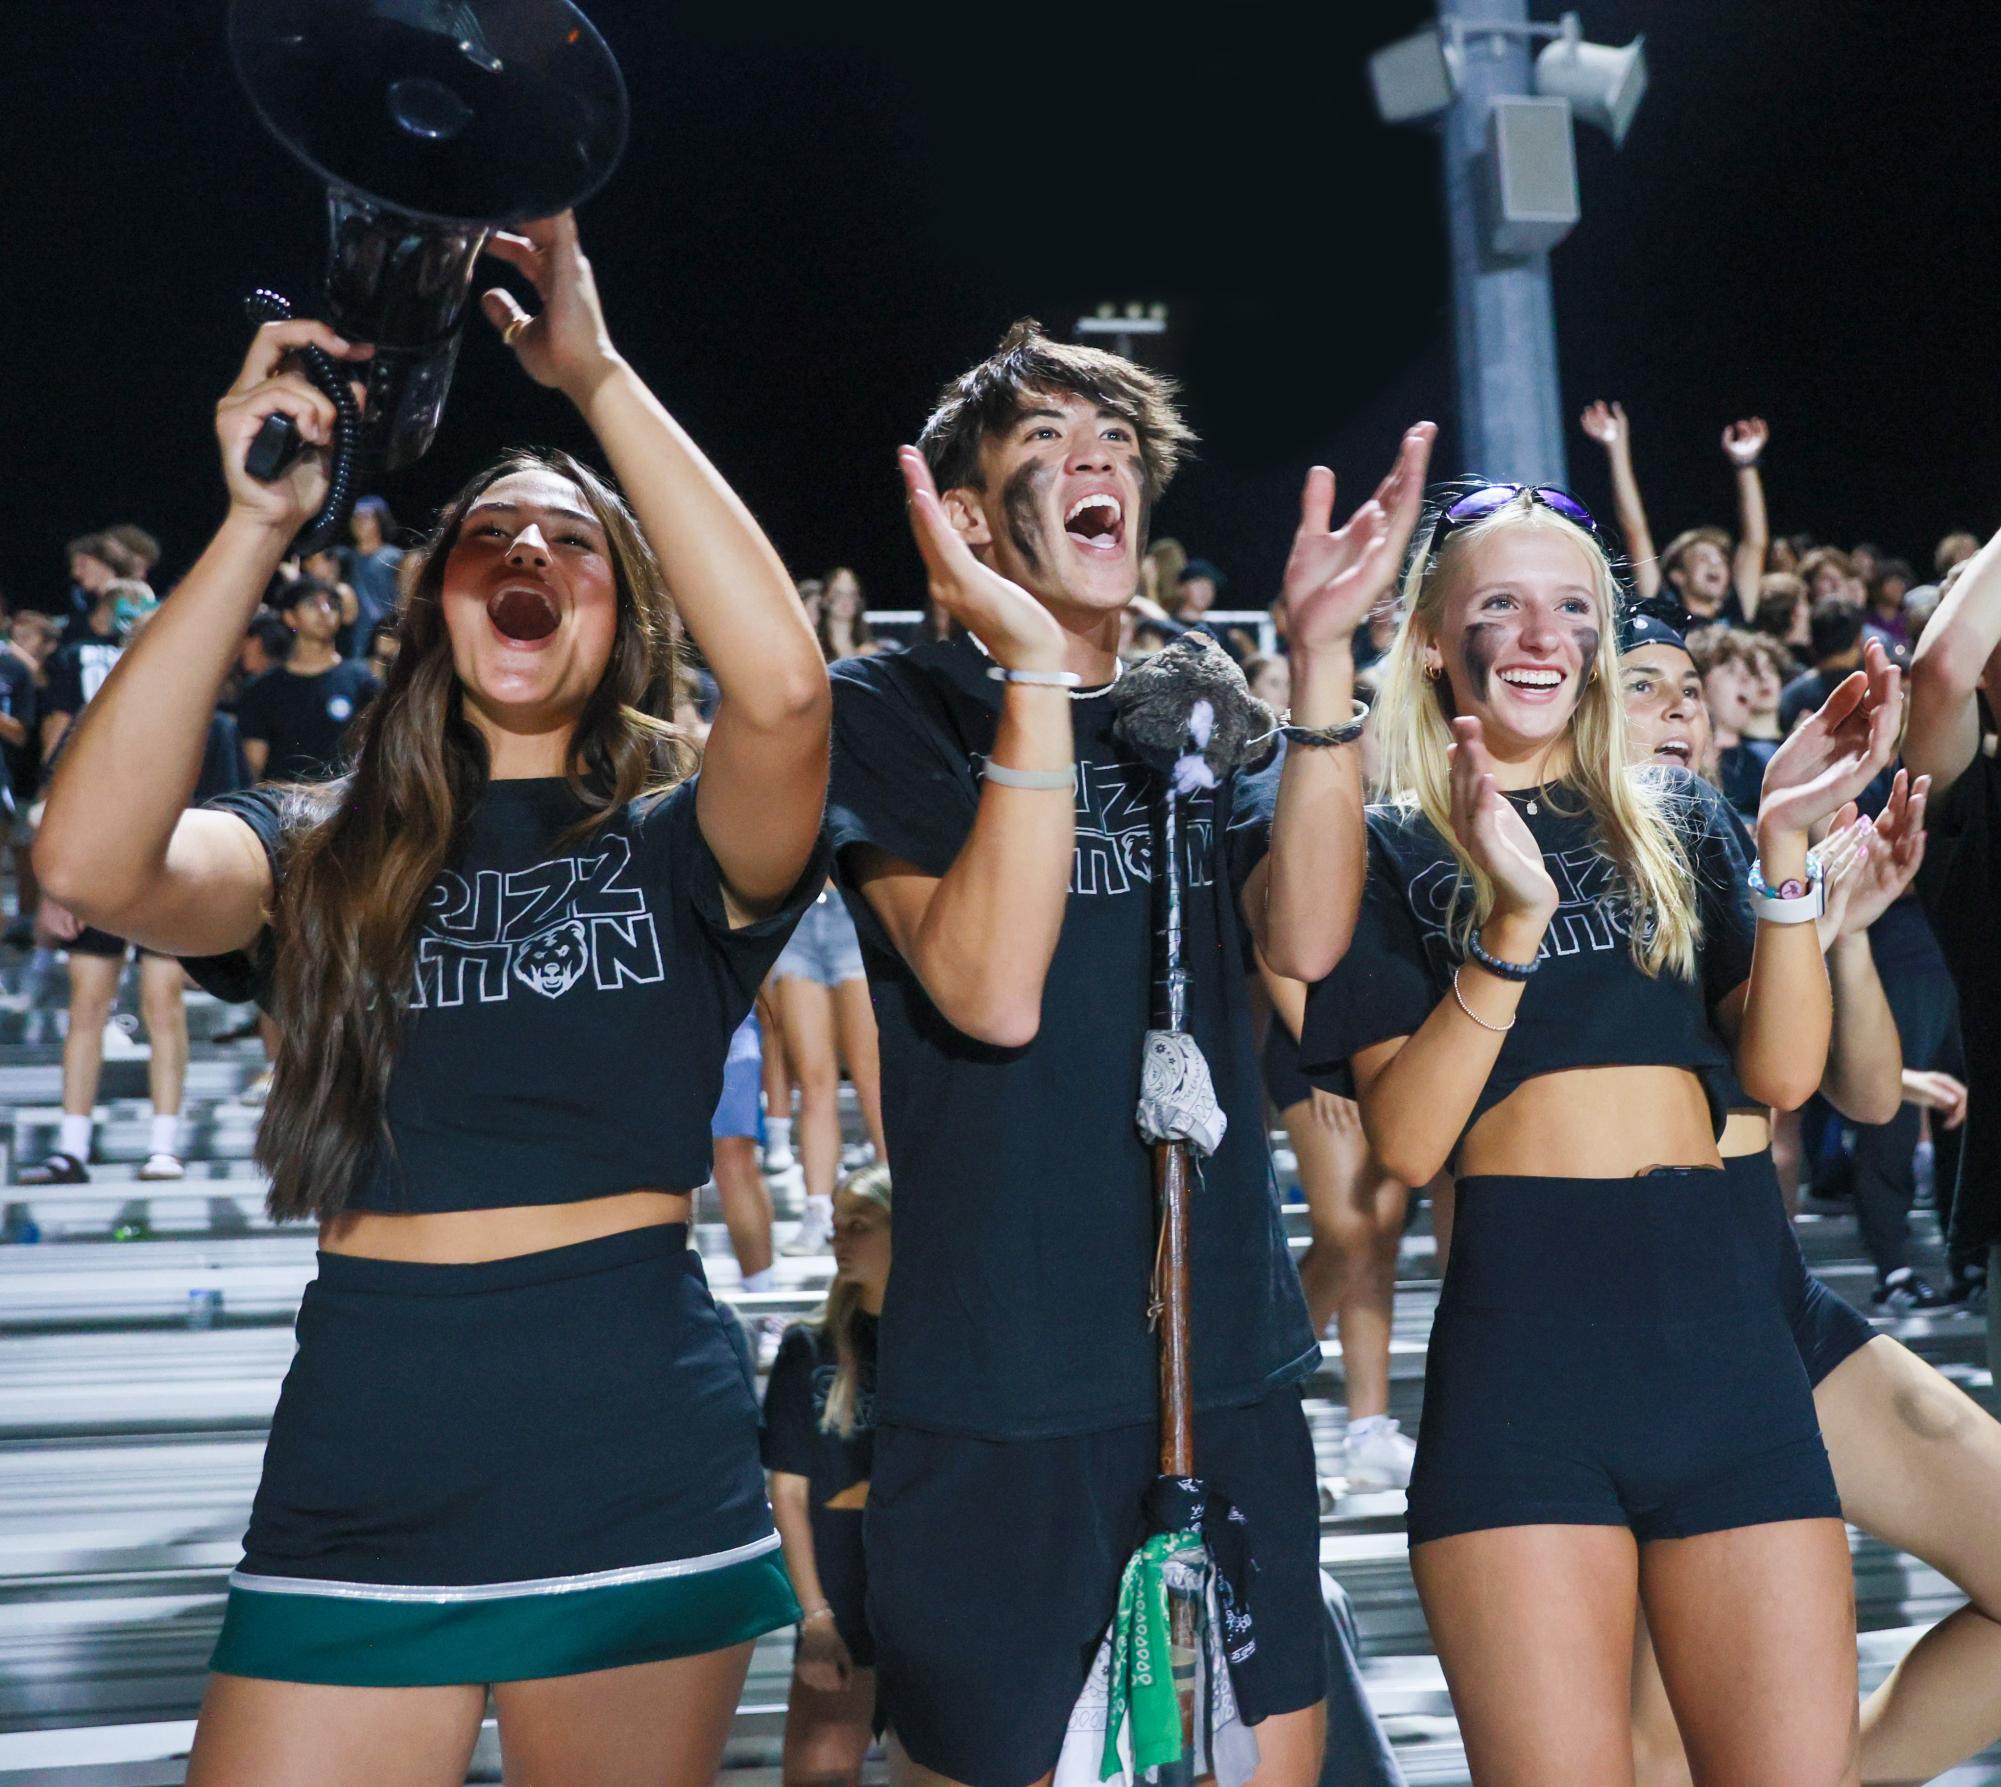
[8, 0, 1999, 612]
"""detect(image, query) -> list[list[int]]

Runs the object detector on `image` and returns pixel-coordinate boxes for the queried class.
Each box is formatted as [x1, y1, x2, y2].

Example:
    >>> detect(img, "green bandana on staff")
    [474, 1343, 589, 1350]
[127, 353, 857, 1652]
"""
[1100, 1529, 1202, 1776]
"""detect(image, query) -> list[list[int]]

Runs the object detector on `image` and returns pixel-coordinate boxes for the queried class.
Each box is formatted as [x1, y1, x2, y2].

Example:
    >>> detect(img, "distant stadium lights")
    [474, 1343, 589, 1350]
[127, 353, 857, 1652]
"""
[1369, 10, 1646, 148]
[1075, 306, 1168, 340]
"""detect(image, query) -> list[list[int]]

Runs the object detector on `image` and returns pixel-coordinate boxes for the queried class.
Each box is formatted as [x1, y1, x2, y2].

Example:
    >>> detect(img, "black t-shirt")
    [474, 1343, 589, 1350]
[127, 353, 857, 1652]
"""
[761, 1315, 876, 1632]
[1301, 773, 1757, 1151]
[0, 652, 38, 812]
[44, 637, 123, 726]
[1917, 747, 2001, 1255]
[761, 1316, 877, 1508]
[183, 775, 826, 1212]
[827, 636, 1317, 1440]
[235, 661, 380, 782]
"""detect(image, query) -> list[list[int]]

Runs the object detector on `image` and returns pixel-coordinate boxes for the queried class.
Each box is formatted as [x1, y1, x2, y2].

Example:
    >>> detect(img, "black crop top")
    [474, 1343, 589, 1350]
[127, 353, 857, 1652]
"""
[184, 776, 827, 1213]
[1300, 770, 1756, 1149]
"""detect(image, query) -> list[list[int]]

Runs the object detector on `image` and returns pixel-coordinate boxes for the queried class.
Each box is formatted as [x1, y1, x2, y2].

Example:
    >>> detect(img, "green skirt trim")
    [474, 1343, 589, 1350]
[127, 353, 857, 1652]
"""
[210, 1540, 799, 1687]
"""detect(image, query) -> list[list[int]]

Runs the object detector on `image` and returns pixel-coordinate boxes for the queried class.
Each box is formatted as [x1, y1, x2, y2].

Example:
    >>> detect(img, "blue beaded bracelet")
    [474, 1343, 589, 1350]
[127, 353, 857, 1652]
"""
[1466, 935, 1539, 981]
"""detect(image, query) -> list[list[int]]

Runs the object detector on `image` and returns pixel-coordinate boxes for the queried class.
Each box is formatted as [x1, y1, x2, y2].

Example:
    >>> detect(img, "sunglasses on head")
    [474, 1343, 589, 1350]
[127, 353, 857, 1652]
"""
[1427, 483, 1601, 558]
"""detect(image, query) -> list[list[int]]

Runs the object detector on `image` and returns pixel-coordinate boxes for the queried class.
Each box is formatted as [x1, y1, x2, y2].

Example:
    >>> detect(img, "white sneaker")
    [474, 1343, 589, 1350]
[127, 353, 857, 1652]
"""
[237, 1069, 274, 1109]
[1342, 1416, 1416, 1492]
[138, 1153, 186, 1182]
[781, 1203, 834, 1256]
[762, 1143, 796, 1175]
[100, 1018, 148, 1060]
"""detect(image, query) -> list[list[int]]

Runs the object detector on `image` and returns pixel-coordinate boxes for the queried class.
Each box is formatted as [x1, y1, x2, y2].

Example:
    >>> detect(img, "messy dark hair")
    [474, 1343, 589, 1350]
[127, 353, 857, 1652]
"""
[917, 319, 1196, 503]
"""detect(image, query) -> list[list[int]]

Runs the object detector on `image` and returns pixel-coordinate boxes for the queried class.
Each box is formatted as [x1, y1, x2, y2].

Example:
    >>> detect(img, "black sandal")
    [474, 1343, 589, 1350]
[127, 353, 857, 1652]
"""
[18, 1151, 88, 1185]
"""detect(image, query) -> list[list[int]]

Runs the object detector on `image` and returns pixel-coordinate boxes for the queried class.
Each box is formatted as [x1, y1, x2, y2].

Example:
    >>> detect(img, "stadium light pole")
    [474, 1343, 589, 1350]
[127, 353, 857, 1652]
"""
[1440, 0, 1566, 485]
[1372, 7, 1646, 486]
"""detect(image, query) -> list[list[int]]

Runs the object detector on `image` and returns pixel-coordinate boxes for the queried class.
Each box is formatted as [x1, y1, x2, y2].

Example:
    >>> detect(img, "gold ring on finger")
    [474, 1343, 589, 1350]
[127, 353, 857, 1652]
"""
[503, 315, 530, 348]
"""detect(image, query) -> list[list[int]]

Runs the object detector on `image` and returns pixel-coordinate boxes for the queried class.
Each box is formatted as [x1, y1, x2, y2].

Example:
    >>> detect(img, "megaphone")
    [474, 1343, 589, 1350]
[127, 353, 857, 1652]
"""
[229, 0, 628, 549]
[1533, 31, 1647, 149]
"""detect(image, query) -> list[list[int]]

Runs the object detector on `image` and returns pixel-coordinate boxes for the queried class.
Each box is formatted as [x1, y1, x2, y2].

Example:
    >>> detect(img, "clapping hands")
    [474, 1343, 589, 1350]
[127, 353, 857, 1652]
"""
[1280, 424, 1436, 658]
[1446, 718, 1558, 925]
[1758, 640, 1902, 845]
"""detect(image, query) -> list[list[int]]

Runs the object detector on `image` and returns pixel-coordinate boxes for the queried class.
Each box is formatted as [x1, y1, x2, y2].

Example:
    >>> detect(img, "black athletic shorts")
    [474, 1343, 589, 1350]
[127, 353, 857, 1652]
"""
[1263, 1020, 1314, 1114]
[68, 924, 153, 961]
[866, 1386, 1325, 1786]
[1407, 1171, 1841, 1546]
[1733, 1147, 1876, 1387]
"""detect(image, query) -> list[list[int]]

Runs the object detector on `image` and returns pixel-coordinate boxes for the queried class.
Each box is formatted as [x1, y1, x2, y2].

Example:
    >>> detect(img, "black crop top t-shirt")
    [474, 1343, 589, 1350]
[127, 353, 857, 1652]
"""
[1300, 770, 1757, 1146]
[761, 1316, 876, 1512]
[827, 635, 1318, 1440]
[184, 776, 827, 1212]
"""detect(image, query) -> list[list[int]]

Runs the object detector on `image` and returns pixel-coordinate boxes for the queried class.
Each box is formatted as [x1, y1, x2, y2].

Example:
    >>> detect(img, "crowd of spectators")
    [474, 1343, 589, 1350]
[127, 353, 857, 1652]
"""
[7, 417, 1992, 1331]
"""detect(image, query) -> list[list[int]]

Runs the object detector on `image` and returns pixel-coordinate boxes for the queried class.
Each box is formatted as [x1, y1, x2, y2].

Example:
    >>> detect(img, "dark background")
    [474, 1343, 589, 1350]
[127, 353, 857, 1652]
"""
[6, 0, 1999, 609]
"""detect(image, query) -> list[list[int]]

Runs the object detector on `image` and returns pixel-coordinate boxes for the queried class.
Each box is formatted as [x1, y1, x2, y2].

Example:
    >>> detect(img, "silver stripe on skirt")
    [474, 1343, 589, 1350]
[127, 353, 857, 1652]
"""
[228, 1530, 782, 1604]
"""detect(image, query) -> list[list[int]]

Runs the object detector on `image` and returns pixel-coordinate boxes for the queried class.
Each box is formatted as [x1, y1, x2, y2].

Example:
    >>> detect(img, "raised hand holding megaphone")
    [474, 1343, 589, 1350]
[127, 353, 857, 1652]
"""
[229, 0, 627, 549]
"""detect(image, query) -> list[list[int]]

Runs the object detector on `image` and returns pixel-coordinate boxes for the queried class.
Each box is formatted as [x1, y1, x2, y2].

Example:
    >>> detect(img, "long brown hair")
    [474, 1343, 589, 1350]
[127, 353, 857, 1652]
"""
[258, 449, 697, 1222]
[814, 566, 874, 660]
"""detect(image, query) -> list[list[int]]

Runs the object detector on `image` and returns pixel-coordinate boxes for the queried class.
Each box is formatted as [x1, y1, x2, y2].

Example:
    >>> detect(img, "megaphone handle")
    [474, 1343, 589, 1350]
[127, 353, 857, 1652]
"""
[240, 290, 363, 555]
[245, 413, 304, 482]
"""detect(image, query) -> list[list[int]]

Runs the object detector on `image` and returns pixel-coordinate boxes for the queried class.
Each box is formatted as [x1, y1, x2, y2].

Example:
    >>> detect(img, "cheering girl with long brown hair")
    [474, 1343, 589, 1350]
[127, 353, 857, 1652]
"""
[35, 211, 831, 1787]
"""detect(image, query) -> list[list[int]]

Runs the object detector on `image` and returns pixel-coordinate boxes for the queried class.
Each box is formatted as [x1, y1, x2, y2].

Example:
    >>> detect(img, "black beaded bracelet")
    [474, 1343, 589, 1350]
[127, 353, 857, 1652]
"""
[1466, 935, 1539, 981]
[1277, 700, 1369, 749]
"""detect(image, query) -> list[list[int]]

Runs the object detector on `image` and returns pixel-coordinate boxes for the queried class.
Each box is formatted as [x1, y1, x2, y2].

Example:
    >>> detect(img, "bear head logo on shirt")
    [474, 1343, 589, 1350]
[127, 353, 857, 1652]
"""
[512, 919, 590, 998]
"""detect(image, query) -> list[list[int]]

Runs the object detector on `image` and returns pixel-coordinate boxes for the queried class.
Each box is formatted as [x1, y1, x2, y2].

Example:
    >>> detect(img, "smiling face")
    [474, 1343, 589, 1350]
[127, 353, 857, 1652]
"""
[948, 389, 1147, 619]
[1620, 643, 1710, 772]
[438, 468, 620, 736]
[1425, 523, 1607, 760]
[1671, 538, 1732, 612]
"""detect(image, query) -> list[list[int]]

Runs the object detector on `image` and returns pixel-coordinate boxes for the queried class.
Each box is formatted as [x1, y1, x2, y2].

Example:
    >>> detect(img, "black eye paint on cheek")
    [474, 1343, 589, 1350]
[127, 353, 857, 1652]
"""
[1571, 625, 1601, 685]
[1000, 460, 1054, 574]
[1460, 621, 1503, 703]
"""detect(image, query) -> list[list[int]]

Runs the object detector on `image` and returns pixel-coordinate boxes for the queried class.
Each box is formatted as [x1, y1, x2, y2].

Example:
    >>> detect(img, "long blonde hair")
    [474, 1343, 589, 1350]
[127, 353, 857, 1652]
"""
[818, 1164, 891, 1439]
[1372, 492, 1700, 979]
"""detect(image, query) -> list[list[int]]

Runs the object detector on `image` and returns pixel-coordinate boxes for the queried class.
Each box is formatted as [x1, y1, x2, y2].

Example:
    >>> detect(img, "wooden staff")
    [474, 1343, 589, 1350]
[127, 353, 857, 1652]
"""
[1149, 780, 1200, 1755]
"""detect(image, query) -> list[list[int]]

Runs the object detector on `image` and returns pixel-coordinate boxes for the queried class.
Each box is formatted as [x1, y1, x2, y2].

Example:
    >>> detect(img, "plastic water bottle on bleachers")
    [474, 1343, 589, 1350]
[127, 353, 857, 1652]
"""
[185, 1257, 223, 1330]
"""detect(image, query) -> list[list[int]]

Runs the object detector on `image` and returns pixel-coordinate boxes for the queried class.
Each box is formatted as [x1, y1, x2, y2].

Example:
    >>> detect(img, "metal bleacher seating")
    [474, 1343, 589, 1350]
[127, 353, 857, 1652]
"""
[0, 973, 1996, 1785]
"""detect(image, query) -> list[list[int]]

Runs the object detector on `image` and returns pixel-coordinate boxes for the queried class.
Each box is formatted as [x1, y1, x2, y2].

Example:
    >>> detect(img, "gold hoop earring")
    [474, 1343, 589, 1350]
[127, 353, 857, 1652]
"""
[1423, 661, 1442, 682]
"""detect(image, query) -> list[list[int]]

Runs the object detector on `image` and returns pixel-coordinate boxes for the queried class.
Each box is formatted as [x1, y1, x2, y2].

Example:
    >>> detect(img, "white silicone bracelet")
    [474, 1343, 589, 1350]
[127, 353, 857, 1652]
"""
[986, 665, 1083, 688]
[982, 760, 1075, 791]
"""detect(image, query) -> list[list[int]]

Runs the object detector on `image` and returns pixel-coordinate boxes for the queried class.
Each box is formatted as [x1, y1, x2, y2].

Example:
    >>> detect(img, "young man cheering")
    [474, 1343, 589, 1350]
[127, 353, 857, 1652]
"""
[827, 319, 1430, 1786]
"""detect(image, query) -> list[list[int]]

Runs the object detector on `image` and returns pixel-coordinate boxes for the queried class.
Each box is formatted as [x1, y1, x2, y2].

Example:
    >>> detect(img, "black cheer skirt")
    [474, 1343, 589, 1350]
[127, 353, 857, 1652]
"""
[211, 1224, 797, 1686]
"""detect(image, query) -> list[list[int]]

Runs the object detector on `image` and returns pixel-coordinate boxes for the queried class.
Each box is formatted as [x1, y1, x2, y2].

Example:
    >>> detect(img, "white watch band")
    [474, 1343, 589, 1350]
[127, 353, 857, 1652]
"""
[1747, 883, 1825, 924]
[1747, 852, 1827, 925]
